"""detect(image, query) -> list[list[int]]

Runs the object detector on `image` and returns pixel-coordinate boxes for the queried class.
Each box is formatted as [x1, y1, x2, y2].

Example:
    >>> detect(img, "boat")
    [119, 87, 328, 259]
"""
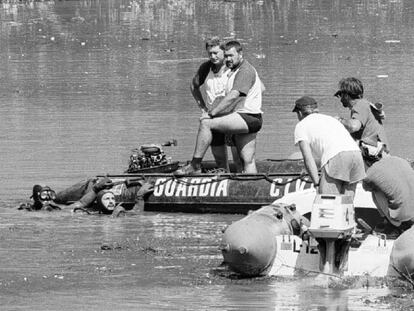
[219, 186, 401, 278]
[95, 141, 414, 216]
[53, 140, 318, 214]
[88, 141, 309, 213]
[103, 158, 316, 214]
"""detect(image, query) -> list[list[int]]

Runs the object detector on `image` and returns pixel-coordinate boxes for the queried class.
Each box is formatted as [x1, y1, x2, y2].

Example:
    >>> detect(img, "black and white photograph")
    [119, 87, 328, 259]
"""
[1, 0, 414, 310]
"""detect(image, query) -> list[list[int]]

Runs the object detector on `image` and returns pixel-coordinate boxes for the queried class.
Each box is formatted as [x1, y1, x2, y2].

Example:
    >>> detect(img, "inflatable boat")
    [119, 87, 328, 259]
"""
[77, 141, 311, 214]
[219, 186, 404, 278]
[103, 158, 316, 214]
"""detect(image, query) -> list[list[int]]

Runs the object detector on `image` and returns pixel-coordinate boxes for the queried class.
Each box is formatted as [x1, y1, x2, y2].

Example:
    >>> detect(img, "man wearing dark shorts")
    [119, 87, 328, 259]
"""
[176, 40, 265, 174]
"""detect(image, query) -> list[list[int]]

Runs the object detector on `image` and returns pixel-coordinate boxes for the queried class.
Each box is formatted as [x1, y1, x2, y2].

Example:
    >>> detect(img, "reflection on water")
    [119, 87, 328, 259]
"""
[1, 0, 413, 310]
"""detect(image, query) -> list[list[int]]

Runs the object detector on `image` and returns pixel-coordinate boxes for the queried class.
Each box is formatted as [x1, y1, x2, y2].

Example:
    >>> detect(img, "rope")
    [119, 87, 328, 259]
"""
[121, 172, 314, 190]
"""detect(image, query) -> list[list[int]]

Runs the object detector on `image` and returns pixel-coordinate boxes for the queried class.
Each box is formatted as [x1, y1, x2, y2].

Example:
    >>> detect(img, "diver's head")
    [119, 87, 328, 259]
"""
[31, 185, 57, 210]
[96, 190, 116, 214]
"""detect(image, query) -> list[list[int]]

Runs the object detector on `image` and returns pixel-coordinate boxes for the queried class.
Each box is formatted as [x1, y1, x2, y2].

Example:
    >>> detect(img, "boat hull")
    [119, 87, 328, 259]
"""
[106, 159, 315, 214]
[268, 234, 393, 277]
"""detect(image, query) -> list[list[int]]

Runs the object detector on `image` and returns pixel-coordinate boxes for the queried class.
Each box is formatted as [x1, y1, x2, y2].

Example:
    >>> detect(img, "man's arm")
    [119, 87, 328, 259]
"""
[298, 140, 319, 186]
[260, 80, 265, 93]
[338, 117, 362, 133]
[190, 75, 208, 111]
[209, 90, 240, 117]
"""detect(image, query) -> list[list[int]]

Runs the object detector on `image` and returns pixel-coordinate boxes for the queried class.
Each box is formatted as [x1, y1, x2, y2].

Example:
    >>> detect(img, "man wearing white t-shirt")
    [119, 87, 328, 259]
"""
[293, 96, 365, 199]
[190, 37, 236, 171]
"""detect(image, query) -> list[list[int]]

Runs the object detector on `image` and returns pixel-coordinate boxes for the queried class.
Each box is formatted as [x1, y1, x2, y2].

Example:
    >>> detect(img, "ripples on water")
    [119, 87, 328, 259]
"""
[1, 0, 414, 310]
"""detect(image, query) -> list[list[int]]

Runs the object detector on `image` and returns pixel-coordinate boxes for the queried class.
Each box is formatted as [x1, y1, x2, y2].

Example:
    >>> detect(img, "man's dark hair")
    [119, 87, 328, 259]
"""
[224, 40, 242, 53]
[205, 36, 224, 50]
[338, 77, 364, 99]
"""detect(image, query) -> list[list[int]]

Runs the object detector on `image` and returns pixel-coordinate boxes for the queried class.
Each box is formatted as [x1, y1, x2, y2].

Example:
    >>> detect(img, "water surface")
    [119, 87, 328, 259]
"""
[1, 0, 413, 310]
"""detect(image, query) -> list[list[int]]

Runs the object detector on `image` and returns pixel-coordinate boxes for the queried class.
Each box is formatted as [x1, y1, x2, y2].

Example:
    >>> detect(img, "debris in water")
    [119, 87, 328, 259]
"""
[377, 75, 388, 78]
[385, 40, 400, 43]
[154, 265, 181, 269]
[253, 53, 266, 59]
[141, 246, 158, 254]
[101, 244, 112, 250]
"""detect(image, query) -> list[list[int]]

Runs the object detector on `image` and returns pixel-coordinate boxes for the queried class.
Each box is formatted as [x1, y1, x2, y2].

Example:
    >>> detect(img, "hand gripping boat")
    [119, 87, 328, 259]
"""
[220, 186, 397, 278]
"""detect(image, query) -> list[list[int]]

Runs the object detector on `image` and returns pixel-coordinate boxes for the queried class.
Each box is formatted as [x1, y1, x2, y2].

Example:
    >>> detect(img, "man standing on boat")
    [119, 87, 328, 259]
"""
[177, 40, 264, 175]
[293, 96, 365, 199]
[190, 37, 238, 172]
[334, 77, 389, 164]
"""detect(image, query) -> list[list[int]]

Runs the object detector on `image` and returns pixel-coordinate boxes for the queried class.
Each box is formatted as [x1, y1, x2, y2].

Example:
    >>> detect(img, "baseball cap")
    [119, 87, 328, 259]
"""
[292, 96, 318, 112]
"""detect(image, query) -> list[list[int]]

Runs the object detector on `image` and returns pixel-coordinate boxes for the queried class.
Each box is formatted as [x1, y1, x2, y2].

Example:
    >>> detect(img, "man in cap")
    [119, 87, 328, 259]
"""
[334, 77, 389, 164]
[293, 96, 365, 199]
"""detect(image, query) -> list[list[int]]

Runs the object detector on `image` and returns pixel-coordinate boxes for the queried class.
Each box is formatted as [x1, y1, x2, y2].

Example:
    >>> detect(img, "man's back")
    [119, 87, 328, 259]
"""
[351, 98, 389, 148]
[364, 156, 414, 222]
[294, 113, 359, 167]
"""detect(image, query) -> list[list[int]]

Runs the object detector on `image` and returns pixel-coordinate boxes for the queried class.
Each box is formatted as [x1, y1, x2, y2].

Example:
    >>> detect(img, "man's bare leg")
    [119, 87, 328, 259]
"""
[211, 145, 229, 171]
[230, 145, 243, 173]
[342, 182, 357, 201]
[176, 113, 250, 174]
[234, 133, 257, 173]
[194, 112, 249, 158]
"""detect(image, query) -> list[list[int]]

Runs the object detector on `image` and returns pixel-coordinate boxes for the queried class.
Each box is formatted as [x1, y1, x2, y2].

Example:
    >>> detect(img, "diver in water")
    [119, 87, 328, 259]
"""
[18, 185, 61, 211]
[18, 177, 132, 217]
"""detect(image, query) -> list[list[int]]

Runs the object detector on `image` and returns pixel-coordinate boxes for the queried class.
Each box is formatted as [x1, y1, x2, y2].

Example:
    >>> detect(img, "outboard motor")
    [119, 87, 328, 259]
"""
[126, 144, 171, 173]
[308, 194, 356, 274]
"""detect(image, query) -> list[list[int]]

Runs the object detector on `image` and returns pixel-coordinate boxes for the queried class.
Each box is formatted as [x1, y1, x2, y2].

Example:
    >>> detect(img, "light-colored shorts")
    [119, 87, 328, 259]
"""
[324, 150, 366, 183]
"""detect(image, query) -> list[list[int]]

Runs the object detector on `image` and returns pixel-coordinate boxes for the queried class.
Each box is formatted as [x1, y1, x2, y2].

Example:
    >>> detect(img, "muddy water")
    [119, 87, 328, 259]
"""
[1, 0, 414, 310]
